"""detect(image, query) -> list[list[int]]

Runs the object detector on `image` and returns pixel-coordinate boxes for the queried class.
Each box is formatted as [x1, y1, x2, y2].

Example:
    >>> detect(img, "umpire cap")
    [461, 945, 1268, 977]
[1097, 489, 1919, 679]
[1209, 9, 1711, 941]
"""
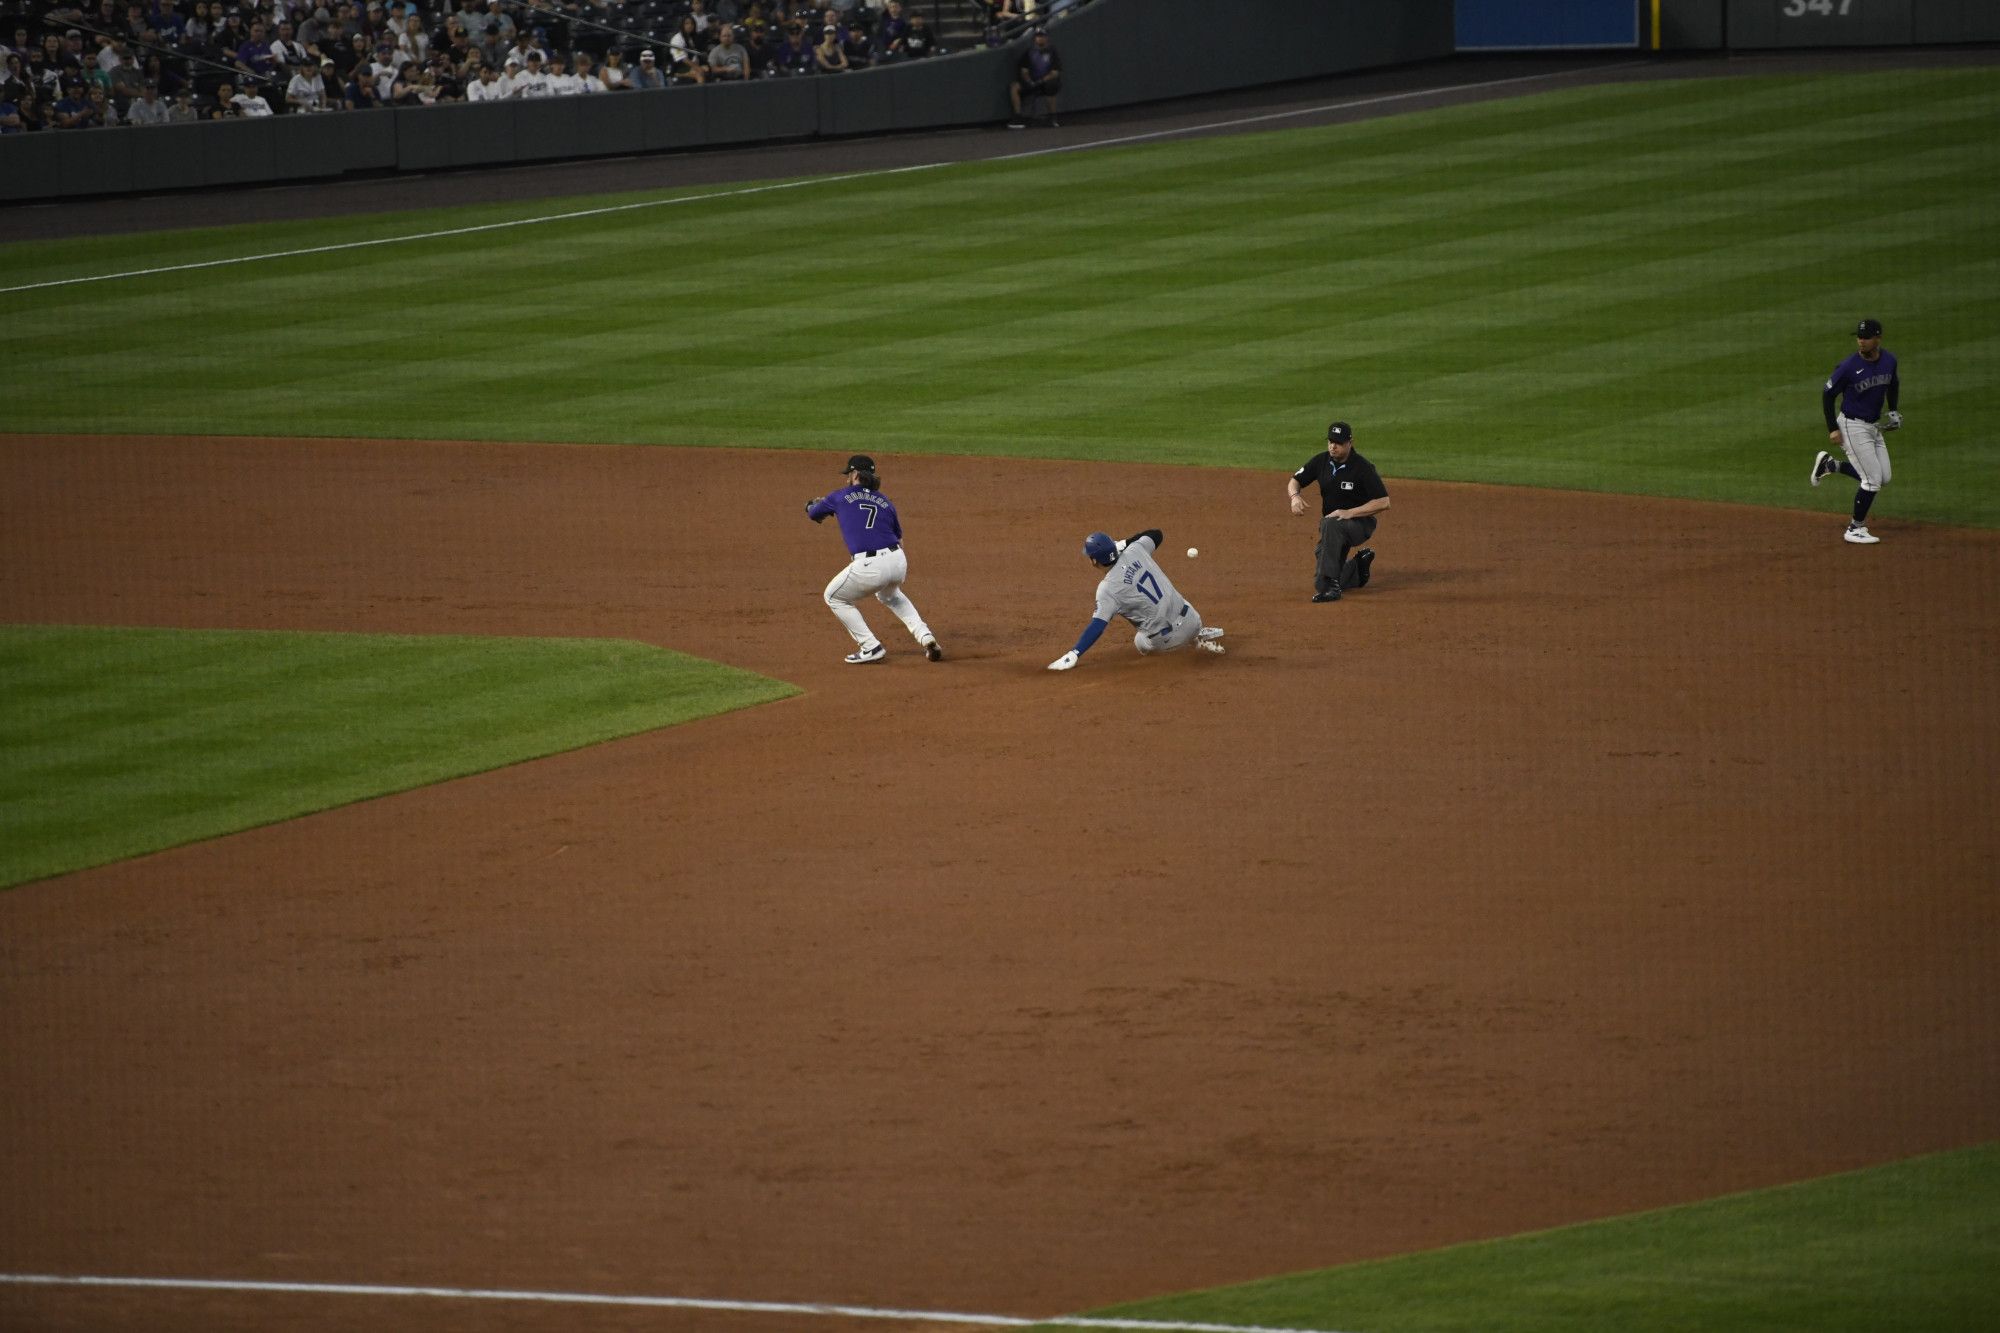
[1854, 318, 1883, 339]
[843, 454, 876, 473]
[1327, 421, 1353, 444]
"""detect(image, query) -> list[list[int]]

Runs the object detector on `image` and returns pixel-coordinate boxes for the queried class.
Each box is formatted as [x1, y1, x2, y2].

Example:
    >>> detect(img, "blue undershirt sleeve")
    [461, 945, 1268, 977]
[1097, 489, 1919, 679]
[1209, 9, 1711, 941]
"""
[1072, 617, 1108, 656]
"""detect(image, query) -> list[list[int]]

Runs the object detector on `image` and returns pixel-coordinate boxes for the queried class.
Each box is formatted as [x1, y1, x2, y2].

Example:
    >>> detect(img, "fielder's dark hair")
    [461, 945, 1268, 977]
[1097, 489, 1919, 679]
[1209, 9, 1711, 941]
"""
[855, 469, 880, 490]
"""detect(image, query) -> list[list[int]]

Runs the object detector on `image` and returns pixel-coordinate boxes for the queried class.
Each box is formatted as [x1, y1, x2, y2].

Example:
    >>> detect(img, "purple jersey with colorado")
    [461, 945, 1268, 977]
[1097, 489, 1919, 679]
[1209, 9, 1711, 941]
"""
[809, 483, 904, 555]
[1825, 350, 1898, 424]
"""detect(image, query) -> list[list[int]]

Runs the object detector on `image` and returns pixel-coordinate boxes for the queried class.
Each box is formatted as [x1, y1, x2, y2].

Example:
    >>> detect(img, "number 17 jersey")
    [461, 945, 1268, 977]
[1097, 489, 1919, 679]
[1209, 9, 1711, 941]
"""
[1094, 536, 1183, 636]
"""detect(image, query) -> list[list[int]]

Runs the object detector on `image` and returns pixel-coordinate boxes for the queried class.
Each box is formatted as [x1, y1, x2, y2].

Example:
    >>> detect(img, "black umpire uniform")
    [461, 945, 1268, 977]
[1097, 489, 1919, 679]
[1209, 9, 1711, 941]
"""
[1289, 420, 1389, 601]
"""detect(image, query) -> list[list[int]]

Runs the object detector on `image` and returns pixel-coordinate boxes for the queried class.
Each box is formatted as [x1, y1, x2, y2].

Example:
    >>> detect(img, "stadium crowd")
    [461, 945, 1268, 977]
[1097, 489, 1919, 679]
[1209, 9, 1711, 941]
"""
[0, 0, 1035, 131]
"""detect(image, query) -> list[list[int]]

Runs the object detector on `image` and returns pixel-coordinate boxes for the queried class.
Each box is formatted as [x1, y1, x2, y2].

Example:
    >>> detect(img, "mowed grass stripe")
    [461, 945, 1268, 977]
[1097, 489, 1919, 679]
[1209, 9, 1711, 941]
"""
[0, 626, 798, 888]
[3, 69, 1995, 522]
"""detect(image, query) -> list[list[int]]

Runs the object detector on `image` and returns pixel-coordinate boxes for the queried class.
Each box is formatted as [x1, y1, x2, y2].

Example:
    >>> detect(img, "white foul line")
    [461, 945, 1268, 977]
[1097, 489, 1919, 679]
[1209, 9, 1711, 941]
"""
[0, 165, 942, 297]
[0, 1273, 1352, 1333]
[1, 62, 1634, 298]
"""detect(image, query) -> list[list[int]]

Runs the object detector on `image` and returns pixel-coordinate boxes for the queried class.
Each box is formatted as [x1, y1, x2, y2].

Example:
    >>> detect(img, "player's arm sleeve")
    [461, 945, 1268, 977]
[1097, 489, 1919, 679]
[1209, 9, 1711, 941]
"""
[1887, 369, 1900, 411]
[1822, 375, 1841, 433]
[1126, 529, 1162, 552]
[1361, 465, 1389, 501]
[1071, 617, 1108, 656]
[806, 495, 834, 522]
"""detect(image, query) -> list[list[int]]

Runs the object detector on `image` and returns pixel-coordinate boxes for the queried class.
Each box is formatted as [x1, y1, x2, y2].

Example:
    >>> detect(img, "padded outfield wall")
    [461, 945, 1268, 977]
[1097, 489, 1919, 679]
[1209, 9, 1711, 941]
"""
[0, 0, 1455, 203]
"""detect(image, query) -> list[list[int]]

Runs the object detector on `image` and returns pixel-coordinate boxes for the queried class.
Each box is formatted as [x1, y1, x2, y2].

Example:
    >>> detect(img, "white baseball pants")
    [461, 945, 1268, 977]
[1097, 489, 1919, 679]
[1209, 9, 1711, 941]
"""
[1836, 413, 1892, 492]
[824, 548, 933, 652]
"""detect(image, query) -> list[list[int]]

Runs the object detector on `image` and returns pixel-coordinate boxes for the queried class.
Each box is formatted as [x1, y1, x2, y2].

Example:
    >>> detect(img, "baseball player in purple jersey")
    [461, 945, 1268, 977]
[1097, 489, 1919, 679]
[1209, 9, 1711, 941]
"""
[1810, 318, 1901, 545]
[807, 454, 942, 664]
[1047, 529, 1224, 671]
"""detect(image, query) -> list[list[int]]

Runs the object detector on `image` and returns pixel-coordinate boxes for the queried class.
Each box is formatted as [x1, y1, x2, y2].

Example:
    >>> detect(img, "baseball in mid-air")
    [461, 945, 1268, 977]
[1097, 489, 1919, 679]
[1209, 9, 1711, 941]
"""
[1186, 547, 1199, 558]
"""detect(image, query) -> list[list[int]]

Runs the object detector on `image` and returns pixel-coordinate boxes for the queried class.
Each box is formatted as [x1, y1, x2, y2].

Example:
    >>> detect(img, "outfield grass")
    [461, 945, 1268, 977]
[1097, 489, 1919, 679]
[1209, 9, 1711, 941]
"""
[0, 625, 797, 888]
[3, 67, 1997, 524]
[1065, 1144, 2000, 1333]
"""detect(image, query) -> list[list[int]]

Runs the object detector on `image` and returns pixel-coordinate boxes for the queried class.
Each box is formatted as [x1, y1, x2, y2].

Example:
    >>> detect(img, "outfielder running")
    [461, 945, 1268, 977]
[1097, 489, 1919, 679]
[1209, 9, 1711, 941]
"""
[1810, 317, 1901, 545]
[807, 454, 943, 664]
[1048, 529, 1224, 671]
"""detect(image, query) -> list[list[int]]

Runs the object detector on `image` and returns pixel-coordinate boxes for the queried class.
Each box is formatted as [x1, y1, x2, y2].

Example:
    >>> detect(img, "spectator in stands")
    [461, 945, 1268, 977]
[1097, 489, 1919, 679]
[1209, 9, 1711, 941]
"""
[214, 9, 248, 61]
[105, 45, 148, 103]
[629, 46, 667, 89]
[340, 59, 380, 105]
[232, 78, 274, 114]
[667, 17, 706, 83]
[31, 34, 71, 95]
[51, 78, 97, 127]
[478, 0, 514, 44]
[902, 11, 935, 58]
[598, 45, 630, 88]
[287, 54, 330, 107]
[980, 0, 1022, 42]
[181, 2, 213, 48]
[568, 50, 601, 92]
[368, 38, 405, 97]
[772, 18, 811, 74]
[205, 77, 237, 116]
[0, 91, 25, 133]
[271, 17, 311, 68]
[125, 77, 168, 120]
[474, 22, 507, 68]
[707, 23, 749, 80]
[0, 52, 28, 104]
[687, 0, 714, 34]
[1008, 23, 1059, 127]
[873, 0, 907, 61]
[166, 85, 197, 118]
[742, 24, 775, 77]
[839, 16, 870, 69]
[512, 48, 553, 94]
[668, 15, 708, 65]
[812, 20, 845, 73]
[463, 57, 504, 98]
[429, 49, 462, 97]
[505, 27, 544, 68]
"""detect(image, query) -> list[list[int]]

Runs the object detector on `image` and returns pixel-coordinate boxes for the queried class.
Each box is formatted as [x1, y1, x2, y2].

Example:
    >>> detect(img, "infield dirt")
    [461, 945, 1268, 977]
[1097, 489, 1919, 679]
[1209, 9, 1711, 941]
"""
[2, 435, 1998, 1332]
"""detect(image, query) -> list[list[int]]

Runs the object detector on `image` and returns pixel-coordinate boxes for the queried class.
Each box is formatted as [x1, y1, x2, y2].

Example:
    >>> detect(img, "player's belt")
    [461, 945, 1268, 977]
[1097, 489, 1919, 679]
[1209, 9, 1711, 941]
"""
[856, 544, 900, 557]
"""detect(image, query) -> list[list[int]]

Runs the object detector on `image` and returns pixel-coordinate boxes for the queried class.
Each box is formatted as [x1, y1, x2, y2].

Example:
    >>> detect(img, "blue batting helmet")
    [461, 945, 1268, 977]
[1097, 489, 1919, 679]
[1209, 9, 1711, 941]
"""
[1083, 531, 1118, 566]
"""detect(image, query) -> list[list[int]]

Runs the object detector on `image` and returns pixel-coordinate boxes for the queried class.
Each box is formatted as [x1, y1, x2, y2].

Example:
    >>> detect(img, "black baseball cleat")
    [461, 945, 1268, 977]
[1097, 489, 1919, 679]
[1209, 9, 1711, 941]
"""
[1354, 548, 1375, 588]
[1311, 586, 1342, 603]
[922, 637, 943, 662]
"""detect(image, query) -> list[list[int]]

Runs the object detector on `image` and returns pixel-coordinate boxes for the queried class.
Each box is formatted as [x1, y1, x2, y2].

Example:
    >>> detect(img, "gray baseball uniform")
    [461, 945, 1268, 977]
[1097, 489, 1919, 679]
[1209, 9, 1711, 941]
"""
[1095, 536, 1205, 653]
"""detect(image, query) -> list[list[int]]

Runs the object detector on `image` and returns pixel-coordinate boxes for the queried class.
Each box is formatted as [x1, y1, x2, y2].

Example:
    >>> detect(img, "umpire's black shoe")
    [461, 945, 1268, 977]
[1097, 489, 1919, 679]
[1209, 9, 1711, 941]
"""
[1311, 585, 1342, 603]
[1354, 548, 1375, 588]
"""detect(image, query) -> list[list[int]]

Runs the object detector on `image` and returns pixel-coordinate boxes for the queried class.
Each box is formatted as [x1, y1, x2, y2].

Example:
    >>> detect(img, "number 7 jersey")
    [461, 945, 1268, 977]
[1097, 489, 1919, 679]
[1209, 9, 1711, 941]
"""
[807, 482, 904, 554]
[1093, 535, 1185, 636]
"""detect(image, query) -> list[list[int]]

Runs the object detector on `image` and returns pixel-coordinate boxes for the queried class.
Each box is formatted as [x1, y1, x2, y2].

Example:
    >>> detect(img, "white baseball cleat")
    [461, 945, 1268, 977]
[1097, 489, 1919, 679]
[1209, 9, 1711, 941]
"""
[1843, 525, 1880, 545]
[1810, 451, 1836, 487]
[1197, 627, 1225, 640]
[845, 644, 887, 664]
[1196, 639, 1226, 655]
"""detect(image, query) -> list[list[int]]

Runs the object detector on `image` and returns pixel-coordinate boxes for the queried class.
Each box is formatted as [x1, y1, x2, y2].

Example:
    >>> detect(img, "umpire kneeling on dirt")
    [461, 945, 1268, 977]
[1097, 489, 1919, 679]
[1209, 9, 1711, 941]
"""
[1288, 420, 1390, 602]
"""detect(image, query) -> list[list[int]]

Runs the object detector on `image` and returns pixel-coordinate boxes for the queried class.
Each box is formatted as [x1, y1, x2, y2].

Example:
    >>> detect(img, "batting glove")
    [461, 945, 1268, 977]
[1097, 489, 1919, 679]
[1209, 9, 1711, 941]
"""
[1048, 650, 1079, 671]
[1885, 411, 1902, 431]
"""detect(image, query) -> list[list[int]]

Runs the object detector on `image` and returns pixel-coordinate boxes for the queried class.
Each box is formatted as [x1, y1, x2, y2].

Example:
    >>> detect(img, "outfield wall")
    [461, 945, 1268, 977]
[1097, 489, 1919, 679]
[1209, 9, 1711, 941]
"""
[0, 0, 1454, 204]
[1661, 0, 2000, 50]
